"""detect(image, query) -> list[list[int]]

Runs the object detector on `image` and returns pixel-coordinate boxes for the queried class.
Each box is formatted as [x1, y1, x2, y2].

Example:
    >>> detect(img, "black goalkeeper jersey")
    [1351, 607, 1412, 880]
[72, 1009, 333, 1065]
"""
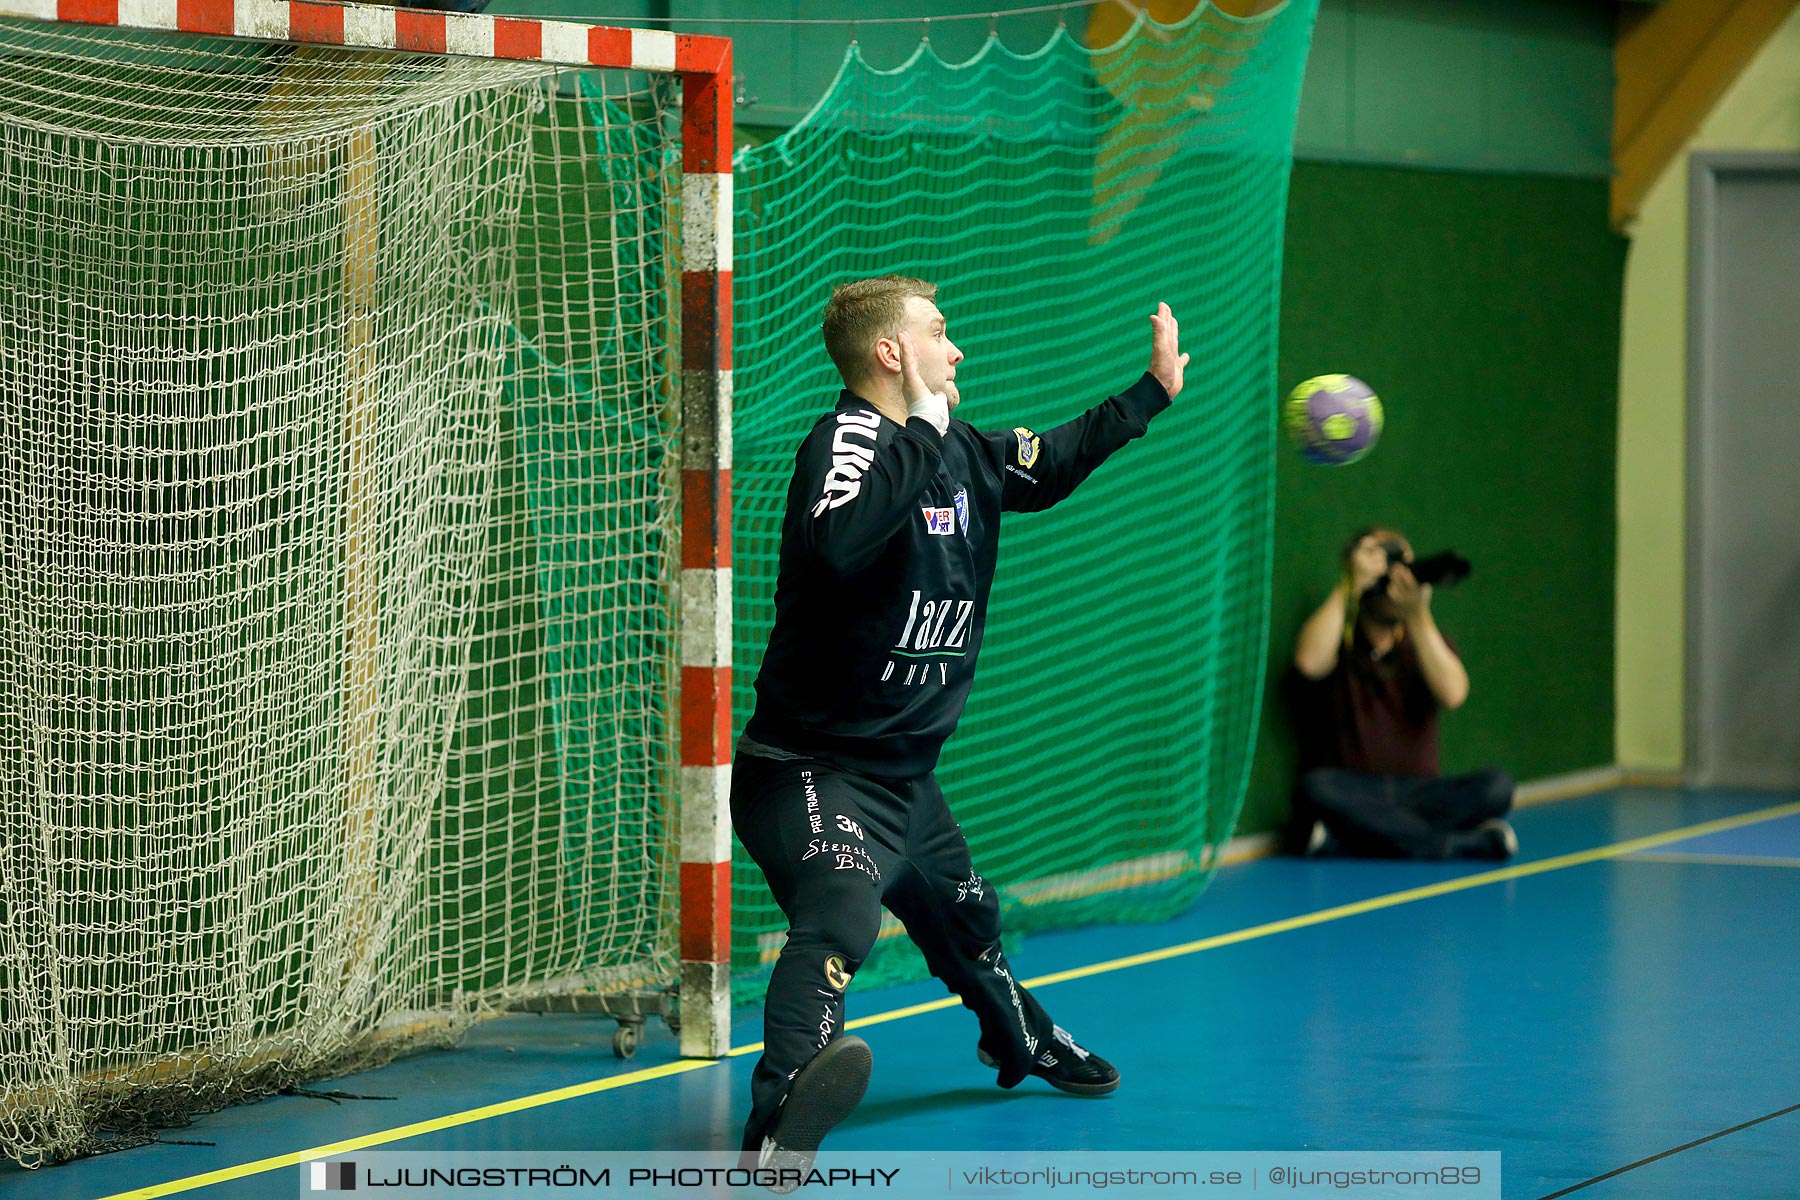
[741, 372, 1172, 778]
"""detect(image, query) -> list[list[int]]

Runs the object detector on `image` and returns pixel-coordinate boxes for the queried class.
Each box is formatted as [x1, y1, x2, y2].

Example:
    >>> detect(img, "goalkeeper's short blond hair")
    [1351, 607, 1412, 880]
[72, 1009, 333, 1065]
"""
[821, 275, 937, 388]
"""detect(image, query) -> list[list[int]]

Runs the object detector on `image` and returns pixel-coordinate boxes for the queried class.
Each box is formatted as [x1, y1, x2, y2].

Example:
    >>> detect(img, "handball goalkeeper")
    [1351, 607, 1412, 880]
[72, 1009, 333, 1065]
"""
[732, 274, 1187, 1179]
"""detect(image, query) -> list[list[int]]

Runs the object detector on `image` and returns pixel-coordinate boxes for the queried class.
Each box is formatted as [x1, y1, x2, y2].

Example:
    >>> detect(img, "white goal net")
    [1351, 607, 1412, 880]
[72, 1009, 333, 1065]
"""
[0, 15, 687, 1166]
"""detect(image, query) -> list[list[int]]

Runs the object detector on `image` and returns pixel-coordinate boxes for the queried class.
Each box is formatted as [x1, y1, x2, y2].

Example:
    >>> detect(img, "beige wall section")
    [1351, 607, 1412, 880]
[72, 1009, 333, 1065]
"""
[1616, 7, 1800, 770]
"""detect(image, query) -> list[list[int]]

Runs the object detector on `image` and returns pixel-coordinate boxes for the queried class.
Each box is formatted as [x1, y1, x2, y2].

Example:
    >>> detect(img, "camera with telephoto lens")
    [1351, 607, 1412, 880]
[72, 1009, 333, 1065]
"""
[1372, 541, 1471, 592]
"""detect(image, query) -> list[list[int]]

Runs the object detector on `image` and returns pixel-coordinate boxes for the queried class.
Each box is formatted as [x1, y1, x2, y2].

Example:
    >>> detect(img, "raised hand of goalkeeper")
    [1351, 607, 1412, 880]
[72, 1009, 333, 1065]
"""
[1148, 301, 1189, 399]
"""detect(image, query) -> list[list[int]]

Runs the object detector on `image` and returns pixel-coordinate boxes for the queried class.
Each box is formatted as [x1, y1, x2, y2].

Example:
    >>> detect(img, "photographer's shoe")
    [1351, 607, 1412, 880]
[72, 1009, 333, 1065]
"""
[1304, 820, 1337, 858]
[1453, 818, 1517, 861]
[978, 1026, 1119, 1096]
[757, 1036, 872, 1193]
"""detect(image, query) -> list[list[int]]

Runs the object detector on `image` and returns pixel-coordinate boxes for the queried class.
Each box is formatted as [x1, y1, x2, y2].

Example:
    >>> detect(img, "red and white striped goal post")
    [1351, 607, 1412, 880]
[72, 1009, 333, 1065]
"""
[0, 0, 736, 1061]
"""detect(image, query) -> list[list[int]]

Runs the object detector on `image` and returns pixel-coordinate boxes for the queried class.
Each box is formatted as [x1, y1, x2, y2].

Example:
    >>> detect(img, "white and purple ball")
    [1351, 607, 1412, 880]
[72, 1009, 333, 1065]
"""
[1283, 374, 1383, 466]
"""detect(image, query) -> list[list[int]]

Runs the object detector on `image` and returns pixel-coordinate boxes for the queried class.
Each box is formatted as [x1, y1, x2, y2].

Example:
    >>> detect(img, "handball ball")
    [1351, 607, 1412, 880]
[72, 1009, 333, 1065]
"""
[1283, 374, 1383, 465]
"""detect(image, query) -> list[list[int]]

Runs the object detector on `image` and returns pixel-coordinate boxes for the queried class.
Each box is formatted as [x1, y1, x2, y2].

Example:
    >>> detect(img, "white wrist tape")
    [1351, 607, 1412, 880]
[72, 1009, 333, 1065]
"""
[907, 391, 950, 436]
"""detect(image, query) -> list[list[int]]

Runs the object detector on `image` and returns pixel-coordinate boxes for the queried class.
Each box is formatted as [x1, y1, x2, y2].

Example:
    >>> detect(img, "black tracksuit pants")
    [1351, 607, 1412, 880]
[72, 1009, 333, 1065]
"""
[1294, 767, 1516, 859]
[731, 751, 1055, 1151]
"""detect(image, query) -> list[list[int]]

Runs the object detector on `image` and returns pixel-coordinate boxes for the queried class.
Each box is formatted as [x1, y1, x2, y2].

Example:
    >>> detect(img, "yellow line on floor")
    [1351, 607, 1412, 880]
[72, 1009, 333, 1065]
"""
[1625, 850, 1800, 869]
[95, 797, 1800, 1200]
[93, 1060, 716, 1200]
[1022, 799, 1800, 990]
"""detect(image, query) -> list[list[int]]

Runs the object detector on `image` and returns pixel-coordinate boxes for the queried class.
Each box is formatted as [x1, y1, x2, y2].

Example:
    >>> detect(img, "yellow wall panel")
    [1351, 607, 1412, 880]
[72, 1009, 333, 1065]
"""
[1615, 6, 1800, 770]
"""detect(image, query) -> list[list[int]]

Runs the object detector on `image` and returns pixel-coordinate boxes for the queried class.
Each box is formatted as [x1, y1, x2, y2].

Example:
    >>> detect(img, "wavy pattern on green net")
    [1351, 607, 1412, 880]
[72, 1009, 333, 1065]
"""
[730, 1, 1318, 996]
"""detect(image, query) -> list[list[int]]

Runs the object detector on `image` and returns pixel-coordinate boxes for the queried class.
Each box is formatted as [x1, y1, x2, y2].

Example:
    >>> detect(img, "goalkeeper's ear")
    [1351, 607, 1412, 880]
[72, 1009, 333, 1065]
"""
[872, 333, 903, 378]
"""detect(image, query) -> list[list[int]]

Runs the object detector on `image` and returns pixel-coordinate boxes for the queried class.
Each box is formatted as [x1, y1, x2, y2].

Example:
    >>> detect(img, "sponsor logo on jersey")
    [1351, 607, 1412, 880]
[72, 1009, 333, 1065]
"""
[922, 505, 955, 535]
[953, 487, 968, 533]
[894, 591, 975, 653]
[1013, 426, 1041, 469]
[824, 954, 852, 991]
[881, 591, 975, 687]
[811, 410, 882, 517]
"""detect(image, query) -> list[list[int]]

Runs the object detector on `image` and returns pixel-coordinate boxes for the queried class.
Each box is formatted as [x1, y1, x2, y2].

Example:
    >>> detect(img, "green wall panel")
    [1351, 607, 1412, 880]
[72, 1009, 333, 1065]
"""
[1246, 161, 1624, 835]
[1294, 0, 1352, 150]
[1355, 2, 1490, 160]
[1295, 0, 1615, 178]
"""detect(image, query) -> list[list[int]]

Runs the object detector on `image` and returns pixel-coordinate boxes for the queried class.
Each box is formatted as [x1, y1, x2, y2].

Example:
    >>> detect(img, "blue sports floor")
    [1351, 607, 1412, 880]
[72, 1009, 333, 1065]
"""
[6, 786, 1798, 1200]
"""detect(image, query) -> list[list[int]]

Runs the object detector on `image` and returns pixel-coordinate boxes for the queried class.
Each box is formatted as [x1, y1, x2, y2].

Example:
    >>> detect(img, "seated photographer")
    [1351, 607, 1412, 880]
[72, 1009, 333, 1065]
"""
[1286, 528, 1517, 861]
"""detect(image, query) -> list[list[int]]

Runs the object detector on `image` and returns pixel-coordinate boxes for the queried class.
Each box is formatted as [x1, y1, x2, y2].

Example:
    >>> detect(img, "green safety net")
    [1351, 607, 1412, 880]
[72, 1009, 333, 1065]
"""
[729, 0, 1318, 994]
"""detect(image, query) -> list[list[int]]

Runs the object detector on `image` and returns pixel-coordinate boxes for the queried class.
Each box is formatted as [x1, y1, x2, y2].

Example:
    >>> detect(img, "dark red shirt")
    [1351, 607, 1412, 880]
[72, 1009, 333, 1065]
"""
[1289, 629, 1448, 778]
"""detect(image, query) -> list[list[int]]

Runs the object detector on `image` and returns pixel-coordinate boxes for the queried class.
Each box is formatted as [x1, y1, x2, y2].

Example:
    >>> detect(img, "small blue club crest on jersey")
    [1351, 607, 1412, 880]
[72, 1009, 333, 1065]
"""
[922, 506, 955, 535]
[953, 488, 968, 533]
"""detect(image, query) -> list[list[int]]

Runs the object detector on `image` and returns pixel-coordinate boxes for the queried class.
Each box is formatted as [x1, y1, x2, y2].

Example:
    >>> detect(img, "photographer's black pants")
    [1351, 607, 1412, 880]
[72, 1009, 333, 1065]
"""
[1296, 767, 1515, 859]
[731, 752, 1055, 1152]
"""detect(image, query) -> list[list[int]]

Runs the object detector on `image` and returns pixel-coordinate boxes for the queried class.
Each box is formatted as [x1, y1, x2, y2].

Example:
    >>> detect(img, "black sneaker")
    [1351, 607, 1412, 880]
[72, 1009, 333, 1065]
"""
[757, 1036, 872, 1193]
[978, 1025, 1119, 1096]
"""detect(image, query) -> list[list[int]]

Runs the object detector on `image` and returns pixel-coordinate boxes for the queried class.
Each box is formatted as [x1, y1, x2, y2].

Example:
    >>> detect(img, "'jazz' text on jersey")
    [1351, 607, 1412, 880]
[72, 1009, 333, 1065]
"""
[894, 590, 975, 653]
